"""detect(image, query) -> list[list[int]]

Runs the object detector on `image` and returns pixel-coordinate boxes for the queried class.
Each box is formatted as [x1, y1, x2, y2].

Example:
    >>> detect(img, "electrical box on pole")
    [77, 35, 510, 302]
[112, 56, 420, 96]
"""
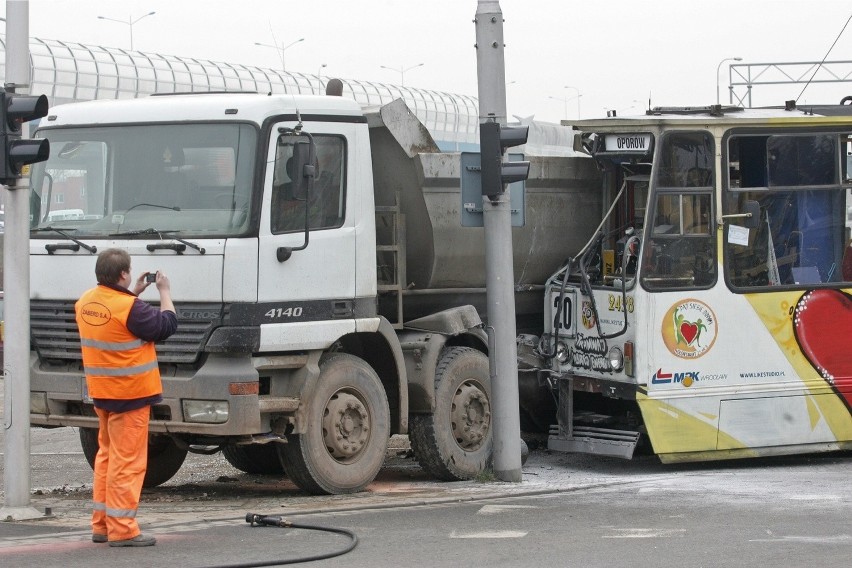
[479, 120, 530, 199]
[0, 90, 50, 185]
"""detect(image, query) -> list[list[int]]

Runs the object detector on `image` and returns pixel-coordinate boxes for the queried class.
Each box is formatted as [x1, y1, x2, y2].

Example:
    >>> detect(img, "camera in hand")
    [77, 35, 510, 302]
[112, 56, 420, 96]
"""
[145, 272, 157, 283]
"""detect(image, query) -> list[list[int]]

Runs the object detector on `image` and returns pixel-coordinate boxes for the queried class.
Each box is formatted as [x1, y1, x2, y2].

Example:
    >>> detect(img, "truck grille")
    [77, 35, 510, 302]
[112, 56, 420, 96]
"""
[31, 300, 221, 365]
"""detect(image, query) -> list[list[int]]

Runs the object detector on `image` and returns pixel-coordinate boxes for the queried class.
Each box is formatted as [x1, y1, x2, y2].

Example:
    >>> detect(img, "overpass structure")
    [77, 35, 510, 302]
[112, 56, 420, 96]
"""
[0, 36, 480, 151]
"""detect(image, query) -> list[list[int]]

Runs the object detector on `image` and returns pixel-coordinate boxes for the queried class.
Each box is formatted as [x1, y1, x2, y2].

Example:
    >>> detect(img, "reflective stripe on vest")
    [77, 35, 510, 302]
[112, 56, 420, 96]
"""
[80, 337, 145, 351]
[84, 360, 159, 377]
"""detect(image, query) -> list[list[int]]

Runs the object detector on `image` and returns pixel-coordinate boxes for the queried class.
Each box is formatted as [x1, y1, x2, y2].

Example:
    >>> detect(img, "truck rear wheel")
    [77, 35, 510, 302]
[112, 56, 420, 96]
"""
[277, 353, 390, 495]
[222, 443, 285, 475]
[79, 427, 189, 488]
[410, 346, 492, 481]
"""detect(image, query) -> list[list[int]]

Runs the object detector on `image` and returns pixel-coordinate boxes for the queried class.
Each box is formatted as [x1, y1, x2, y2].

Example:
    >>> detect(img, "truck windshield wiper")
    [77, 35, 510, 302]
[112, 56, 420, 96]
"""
[108, 227, 206, 255]
[31, 226, 98, 255]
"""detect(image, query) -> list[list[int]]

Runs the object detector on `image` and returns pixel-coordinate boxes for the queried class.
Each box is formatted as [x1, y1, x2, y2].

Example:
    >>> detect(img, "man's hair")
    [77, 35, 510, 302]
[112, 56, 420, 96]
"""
[95, 248, 130, 285]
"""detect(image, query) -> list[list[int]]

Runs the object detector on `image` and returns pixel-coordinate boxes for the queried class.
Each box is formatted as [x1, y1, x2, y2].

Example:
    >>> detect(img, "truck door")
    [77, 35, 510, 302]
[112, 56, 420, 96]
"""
[257, 122, 362, 350]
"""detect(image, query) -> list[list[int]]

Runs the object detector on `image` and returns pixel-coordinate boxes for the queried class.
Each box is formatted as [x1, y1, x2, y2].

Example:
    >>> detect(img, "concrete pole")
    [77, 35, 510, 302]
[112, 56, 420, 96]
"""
[1, 0, 43, 521]
[474, 0, 522, 482]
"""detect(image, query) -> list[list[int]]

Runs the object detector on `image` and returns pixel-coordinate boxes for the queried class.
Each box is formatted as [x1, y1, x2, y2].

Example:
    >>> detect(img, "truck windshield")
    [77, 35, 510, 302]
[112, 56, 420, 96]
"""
[29, 123, 257, 237]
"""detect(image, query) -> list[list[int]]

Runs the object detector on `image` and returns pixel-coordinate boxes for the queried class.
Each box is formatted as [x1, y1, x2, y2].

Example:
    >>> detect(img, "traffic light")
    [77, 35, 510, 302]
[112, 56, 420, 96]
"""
[1, 90, 50, 185]
[479, 120, 530, 198]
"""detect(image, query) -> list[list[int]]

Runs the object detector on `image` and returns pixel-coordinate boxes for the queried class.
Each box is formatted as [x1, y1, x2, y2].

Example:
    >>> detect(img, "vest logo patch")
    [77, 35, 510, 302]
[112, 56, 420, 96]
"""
[80, 302, 112, 326]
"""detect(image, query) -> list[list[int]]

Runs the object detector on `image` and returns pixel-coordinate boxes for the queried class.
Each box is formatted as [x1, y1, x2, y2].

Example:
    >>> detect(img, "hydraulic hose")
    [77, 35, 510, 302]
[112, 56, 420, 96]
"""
[202, 513, 358, 568]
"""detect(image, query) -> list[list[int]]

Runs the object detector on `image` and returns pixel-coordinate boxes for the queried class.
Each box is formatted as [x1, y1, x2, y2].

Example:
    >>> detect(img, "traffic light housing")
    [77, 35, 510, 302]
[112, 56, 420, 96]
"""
[479, 120, 530, 198]
[1, 90, 50, 185]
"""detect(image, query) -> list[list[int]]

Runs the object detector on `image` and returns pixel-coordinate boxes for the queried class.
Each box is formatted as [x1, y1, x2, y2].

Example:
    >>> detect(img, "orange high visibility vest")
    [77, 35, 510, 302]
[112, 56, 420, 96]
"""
[76, 285, 162, 400]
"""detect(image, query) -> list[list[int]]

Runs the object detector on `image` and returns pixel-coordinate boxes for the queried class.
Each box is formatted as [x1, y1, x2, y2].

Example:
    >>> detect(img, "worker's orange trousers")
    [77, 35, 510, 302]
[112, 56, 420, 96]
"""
[91, 406, 150, 542]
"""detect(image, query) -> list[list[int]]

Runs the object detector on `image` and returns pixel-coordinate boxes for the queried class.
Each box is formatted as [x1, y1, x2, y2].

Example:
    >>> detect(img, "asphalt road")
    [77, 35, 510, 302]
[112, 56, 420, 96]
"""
[1, 383, 850, 567]
[1, 450, 849, 568]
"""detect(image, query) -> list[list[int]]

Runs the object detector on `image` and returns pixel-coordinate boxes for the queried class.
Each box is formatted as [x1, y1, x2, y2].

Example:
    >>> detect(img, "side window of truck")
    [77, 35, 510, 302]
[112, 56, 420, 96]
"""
[271, 135, 346, 233]
[724, 132, 852, 288]
[641, 131, 717, 290]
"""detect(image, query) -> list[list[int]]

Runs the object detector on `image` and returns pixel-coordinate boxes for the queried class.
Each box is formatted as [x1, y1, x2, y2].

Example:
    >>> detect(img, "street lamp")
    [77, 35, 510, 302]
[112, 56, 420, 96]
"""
[255, 38, 305, 72]
[380, 63, 424, 87]
[317, 63, 328, 90]
[97, 11, 156, 51]
[548, 95, 569, 119]
[716, 56, 743, 104]
[564, 85, 582, 118]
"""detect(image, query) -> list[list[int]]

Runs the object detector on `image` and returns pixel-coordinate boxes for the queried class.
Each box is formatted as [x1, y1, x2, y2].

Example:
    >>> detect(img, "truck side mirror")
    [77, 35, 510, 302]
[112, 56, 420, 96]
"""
[275, 134, 316, 263]
[289, 139, 315, 200]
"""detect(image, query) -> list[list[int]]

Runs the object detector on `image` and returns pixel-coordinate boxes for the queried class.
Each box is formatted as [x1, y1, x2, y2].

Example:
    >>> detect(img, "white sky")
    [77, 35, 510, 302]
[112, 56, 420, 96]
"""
[11, 0, 852, 123]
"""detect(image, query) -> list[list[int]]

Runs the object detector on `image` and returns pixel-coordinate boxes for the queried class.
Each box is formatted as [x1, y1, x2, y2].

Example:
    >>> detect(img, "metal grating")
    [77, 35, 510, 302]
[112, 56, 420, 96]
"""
[30, 299, 218, 365]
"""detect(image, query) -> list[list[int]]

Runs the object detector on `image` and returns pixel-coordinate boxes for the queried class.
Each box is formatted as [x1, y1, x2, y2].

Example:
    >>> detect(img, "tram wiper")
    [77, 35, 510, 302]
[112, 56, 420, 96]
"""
[108, 227, 206, 255]
[32, 226, 98, 255]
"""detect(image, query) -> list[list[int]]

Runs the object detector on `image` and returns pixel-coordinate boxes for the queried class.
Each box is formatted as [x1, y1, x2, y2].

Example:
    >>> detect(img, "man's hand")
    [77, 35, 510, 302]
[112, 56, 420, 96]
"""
[132, 272, 154, 296]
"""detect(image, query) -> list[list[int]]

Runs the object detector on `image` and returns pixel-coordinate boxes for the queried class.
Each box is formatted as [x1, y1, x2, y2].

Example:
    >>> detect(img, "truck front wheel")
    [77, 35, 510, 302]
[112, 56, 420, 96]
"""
[79, 427, 188, 488]
[410, 346, 492, 481]
[277, 353, 390, 495]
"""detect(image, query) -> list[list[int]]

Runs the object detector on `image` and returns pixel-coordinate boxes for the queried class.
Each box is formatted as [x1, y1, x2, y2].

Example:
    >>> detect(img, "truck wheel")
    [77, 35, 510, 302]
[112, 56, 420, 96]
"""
[410, 346, 492, 481]
[79, 427, 189, 488]
[277, 353, 390, 495]
[222, 443, 285, 475]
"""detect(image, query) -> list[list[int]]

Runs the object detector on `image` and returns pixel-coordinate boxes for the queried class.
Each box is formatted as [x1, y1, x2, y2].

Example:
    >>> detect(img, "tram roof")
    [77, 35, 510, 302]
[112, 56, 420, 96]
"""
[566, 103, 852, 131]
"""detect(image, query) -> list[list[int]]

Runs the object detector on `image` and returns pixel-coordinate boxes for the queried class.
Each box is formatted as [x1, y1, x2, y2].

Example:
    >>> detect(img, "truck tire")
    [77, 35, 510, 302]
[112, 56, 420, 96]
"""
[277, 353, 390, 495]
[410, 346, 492, 481]
[222, 443, 285, 475]
[79, 427, 189, 488]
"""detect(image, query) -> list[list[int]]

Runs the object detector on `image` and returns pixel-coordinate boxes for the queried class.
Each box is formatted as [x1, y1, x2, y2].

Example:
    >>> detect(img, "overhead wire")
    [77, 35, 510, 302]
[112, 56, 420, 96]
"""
[796, 10, 852, 102]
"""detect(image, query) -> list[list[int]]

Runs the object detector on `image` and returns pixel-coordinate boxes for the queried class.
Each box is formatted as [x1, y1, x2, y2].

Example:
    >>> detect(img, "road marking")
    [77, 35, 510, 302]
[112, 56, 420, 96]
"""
[476, 505, 537, 515]
[748, 535, 850, 544]
[602, 528, 686, 539]
[787, 494, 842, 501]
[449, 530, 528, 539]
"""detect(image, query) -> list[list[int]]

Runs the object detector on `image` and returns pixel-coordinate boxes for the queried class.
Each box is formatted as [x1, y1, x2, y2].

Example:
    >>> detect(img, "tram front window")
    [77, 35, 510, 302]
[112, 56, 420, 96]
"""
[641, 131, 717, 290]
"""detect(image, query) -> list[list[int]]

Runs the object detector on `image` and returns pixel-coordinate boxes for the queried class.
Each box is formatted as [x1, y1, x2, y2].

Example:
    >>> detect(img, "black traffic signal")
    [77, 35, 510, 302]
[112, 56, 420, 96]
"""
[479, 120, 530, 198]
[1, 90, 50, 185]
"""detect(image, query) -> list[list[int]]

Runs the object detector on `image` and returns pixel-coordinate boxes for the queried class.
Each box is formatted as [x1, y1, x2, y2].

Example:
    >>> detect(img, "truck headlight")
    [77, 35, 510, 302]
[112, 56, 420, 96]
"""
[608, 346, 624, 371]
[182, 400, 229, 424]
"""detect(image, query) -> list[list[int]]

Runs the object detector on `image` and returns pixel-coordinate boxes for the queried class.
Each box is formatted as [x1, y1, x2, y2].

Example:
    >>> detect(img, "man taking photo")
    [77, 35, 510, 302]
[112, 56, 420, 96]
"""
[75, 248, 177, 547]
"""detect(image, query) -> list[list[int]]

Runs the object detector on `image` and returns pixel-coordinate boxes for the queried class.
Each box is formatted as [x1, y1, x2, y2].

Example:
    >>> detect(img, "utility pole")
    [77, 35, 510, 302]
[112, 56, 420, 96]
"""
[474, 0, 526, 482]
[1, 0, 44, 521]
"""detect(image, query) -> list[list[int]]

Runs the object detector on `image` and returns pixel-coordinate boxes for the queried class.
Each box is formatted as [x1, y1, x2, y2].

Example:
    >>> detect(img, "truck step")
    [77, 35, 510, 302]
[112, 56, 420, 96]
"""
[547, 424, 640, 460]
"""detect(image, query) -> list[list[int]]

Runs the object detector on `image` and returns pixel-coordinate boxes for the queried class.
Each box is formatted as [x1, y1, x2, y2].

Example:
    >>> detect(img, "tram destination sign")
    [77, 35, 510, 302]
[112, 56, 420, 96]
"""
[604, 133, 652, 154]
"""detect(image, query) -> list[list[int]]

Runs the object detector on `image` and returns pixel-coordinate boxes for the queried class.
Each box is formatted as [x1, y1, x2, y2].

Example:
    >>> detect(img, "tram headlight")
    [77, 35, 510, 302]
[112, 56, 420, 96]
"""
[556, 341, 571, 364]
[608, 346, 624, 371]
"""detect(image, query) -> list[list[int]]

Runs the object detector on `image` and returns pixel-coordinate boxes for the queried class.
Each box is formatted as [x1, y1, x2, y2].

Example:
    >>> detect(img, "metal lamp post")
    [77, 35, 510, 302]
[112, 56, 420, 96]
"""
[97, 11, 156, 51]
[255, 38, 305, 72]
[380, 63, 424, 86]
[716, 56, 743, 104]
[548, 95, 569, 118]
[564, 85, 582, 118]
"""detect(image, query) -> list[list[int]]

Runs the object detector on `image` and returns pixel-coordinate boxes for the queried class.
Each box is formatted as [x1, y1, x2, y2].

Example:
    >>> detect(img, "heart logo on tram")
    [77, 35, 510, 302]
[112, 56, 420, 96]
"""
[680, 322, 699, 345]
[793, 289, 852, 408]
